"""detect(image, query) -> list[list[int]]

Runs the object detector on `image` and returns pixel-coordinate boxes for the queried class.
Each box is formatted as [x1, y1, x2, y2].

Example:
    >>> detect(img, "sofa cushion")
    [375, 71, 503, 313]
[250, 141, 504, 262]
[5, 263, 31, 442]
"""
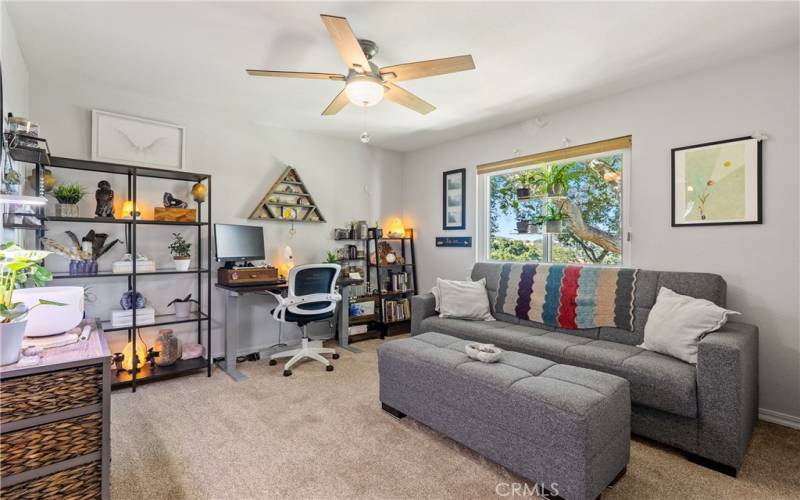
[419, 317, 531, 351]
[419, 318, 697, 418]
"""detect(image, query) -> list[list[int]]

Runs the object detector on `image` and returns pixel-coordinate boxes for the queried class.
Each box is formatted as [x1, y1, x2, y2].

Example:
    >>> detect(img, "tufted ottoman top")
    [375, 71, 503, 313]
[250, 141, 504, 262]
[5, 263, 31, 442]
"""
[378, 331, 630, 459]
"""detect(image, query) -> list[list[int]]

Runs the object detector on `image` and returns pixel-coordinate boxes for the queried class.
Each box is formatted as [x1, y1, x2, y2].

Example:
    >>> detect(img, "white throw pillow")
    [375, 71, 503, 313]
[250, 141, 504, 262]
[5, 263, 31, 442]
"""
[639, 287, 739, 364]
[436, 278, 495, 321]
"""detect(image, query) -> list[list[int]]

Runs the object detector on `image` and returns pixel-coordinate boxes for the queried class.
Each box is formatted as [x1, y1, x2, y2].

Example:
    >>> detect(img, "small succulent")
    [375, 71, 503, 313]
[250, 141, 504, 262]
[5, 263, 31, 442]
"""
[325, 251, 338, 263]
[52, 183, 87, 204]
[168, 233, 191, 258]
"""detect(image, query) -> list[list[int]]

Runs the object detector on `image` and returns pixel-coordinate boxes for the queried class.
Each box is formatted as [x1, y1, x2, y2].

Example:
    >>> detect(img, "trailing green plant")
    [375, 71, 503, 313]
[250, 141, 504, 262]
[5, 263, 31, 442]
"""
[0, 242, 65, 323]
[543, 203, 567, 221]
[52, 183, 87, 204]
[168, 233, 191, 258]
[167, 294, 199, 307]
[530, 163, 577, 196]
[325, 251, 339, 264]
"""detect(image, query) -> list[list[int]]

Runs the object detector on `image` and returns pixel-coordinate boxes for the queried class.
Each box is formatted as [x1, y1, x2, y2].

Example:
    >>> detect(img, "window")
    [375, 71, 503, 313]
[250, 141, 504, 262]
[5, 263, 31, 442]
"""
[477, 137, 630, 265]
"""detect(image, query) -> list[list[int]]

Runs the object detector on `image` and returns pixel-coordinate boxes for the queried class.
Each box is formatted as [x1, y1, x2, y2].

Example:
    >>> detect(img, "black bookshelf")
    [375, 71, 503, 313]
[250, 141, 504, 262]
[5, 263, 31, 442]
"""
[21, 154, 213, 392]
[366, 228, 418, 338]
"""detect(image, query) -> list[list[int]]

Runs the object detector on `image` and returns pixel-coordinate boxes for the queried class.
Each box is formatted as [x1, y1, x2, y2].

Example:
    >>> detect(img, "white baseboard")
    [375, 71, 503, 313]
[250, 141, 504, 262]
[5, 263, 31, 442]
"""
[759, 408, 800, 430]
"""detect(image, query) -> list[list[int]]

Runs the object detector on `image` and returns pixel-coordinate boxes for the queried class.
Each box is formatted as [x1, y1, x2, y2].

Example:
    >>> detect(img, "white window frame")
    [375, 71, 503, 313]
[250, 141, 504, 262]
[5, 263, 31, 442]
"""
[476, 148, 632, 266]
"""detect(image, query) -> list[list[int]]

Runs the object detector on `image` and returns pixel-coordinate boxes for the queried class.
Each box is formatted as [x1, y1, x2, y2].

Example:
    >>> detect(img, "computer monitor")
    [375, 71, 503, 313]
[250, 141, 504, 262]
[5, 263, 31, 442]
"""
[214, 224, 265, 266]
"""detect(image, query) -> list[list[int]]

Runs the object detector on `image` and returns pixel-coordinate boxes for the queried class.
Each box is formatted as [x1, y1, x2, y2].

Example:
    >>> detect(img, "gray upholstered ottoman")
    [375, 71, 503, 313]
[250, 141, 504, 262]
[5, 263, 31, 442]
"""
[378, 332, 629, 500]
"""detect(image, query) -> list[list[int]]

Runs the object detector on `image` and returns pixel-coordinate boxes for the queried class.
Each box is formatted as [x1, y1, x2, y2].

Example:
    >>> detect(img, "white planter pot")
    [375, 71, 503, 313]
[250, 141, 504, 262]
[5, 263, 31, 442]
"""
[174, 301, 192, 319]
[12, 286, 84, 337]
[173, 258, 191, 271]
[1, 320, 27, 365]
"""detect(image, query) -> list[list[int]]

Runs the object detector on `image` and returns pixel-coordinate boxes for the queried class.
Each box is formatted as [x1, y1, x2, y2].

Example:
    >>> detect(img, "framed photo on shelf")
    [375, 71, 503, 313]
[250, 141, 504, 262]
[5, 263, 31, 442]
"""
[442, 168, 466, 230]
[91, 109, 185, 170]
[671, 136, 762, 227]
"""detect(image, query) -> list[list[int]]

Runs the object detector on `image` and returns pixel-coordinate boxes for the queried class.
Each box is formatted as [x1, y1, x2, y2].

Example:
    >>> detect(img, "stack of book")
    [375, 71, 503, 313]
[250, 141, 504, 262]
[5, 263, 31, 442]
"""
[382, 298, 410, 323]
[111, 307, 155, 328]
[387, 271, 410, 292]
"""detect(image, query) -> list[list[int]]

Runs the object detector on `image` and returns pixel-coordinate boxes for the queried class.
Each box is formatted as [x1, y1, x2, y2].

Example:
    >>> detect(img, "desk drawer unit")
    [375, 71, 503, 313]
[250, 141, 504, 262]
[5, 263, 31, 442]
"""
[0, 321, 110, 500]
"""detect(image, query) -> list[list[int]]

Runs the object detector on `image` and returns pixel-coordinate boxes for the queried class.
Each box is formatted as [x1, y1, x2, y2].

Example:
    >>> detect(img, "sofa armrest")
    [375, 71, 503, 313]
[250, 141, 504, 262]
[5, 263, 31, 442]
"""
[696, 321, 759, 470]
[411, 293, 437, 336]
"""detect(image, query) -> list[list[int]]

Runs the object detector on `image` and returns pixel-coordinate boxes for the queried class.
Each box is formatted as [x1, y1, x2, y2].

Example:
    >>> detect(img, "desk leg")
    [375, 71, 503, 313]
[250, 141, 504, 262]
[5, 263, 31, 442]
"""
[220, 291, 247, 381]
[338, 285, 361, 353]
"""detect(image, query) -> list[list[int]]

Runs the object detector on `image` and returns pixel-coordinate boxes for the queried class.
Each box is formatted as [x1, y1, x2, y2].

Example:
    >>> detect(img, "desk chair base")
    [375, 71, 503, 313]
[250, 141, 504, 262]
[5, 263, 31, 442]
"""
[268, 338, 339, 376]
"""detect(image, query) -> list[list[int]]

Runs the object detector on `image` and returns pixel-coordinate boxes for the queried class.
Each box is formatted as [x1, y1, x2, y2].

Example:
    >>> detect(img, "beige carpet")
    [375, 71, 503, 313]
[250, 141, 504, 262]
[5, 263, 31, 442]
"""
[111, 338, 800, 500]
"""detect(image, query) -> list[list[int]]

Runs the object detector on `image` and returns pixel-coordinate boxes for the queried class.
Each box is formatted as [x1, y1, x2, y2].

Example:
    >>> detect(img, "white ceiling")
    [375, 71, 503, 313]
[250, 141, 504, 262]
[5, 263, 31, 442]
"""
[6, 1, 799, 152]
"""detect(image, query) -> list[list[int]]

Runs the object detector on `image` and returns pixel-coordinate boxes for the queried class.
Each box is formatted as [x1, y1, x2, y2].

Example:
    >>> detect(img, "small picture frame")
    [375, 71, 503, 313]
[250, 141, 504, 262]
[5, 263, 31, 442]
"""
[442, 168, 466, 230]
[671, 136, 762, 226]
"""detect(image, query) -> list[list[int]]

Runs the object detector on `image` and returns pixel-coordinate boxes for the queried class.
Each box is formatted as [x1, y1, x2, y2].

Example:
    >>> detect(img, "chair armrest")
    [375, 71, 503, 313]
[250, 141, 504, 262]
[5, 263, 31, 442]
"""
[411, 293, 437, 336]
[696, 321, 759, 469]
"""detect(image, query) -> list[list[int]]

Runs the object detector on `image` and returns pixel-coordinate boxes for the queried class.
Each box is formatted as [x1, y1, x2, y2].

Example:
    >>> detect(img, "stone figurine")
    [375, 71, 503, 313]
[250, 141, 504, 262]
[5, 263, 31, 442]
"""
[94, 180, 115, 218]
[163, 192, 188, 209]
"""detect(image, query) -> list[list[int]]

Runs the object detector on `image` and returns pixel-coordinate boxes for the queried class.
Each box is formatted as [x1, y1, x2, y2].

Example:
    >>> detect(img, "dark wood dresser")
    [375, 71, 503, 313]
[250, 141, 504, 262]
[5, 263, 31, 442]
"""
[0, 319, 110, 499]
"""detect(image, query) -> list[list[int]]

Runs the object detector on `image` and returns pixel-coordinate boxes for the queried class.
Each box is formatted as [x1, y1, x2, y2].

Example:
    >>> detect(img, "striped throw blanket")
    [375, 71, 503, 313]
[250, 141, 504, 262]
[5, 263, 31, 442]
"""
[495, 263, 638, 331]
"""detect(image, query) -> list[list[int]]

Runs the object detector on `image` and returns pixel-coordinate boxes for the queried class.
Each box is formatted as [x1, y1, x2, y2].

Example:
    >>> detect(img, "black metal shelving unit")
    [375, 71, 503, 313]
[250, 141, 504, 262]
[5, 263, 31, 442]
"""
[8, 148, 213, 392]
[366, 228, 418, 338]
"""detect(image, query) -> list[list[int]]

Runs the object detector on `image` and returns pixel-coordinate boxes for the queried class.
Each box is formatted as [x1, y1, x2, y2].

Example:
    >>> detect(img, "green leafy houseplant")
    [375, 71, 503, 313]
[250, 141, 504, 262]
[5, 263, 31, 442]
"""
[543, 203, 568, 234]
[168, 233, 191, 271]
[325, 251, 339, 263]
[0, 242, 64, 323]
[531, 163, 577, 197]
[52, 183, 87, 204]
[168, 233, 191, 258]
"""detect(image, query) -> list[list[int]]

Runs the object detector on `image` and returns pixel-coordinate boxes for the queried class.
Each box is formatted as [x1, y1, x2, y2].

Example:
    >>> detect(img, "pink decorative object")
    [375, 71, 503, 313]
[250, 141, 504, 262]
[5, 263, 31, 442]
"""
[181, 342, 203, 360]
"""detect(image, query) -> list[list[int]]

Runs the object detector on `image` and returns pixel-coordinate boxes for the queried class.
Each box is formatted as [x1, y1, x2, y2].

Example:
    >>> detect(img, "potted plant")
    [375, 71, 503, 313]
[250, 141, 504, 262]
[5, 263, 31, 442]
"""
[530, 163, 576, 198]
[52, 183, 87, 217]
[512, 170, 539, 199]
[168, 233, 191, 271]
[529, 214, 544, 234]
[325, 251, 339, 264]
[0, 243, 65, 365]
[167, 294, 199, 319]
[543, 203, 568, 234]
[515, 215, 530, 234]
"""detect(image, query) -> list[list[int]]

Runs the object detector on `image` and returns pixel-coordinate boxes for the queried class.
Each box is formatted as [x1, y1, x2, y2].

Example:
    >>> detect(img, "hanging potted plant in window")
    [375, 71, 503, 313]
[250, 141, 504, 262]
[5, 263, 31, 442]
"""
[543, 203, 568, 234]
[512, 170, 539, 200]
[52, 183, 87, 218]
[528, 214, 544, 234]
[531, 163, 575, 198]
[168, 233, 191, 271]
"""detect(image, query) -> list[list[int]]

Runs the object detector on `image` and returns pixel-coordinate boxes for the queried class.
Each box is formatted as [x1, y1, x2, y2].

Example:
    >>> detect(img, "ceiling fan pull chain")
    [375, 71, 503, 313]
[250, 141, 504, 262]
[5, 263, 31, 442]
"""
[360, 106, 371, 144]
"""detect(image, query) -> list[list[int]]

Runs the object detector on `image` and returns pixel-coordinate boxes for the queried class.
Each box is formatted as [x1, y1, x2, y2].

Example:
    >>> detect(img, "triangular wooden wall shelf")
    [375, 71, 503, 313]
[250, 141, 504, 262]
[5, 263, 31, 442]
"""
[249, 166, 326, 223]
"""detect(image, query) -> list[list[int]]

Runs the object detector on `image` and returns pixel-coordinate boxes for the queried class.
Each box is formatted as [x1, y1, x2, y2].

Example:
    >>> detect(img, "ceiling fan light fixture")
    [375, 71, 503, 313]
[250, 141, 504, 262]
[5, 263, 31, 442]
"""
[345, 75, 385, 107]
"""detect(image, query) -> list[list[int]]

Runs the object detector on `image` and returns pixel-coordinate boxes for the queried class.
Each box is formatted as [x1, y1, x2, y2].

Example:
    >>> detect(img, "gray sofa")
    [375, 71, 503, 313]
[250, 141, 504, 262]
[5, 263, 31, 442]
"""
[411, 262, 759, 475]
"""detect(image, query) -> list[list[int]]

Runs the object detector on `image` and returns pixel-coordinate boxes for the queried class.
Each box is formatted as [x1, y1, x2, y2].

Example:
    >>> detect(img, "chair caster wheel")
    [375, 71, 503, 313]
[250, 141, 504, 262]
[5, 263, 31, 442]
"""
[283, 369, 292, 377]
[326, 365, 334, 372]
[269, 359, 277, 366]
[332, 353, 340, 359]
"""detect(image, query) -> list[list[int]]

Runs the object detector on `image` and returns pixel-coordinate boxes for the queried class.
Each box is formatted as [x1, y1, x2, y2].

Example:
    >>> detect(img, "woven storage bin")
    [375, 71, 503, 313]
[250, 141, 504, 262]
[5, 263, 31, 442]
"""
[0, 365, 103, 424]
[1, 412, 102, 478]
[1, 460, 101, 500]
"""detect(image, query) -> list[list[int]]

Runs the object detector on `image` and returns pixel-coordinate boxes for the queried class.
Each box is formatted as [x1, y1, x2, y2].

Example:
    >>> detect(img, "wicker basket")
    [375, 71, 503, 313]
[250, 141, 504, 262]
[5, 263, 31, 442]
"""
[1, 461, 101, 500]
[0, 365, 103, 424]
[1, 412, 102, 478]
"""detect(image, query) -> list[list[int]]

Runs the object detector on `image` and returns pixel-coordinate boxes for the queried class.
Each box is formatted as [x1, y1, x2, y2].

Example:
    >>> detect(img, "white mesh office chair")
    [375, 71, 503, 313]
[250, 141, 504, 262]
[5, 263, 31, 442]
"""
[266, 263, 341, 376]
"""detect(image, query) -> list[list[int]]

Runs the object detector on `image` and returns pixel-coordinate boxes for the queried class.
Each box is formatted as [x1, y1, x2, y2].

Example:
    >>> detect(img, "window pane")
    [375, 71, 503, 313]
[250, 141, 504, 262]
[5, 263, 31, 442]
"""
[486, 152, 623, 265]
[488, 173, 544, 261]
[550, 153, 623, 265]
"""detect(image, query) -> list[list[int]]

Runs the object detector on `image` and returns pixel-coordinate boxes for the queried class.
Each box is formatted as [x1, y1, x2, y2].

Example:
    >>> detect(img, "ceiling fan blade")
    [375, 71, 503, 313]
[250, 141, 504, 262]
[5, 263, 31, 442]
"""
[322, 89, 350, 116]
[383, 83, 436, 115]
[320, 14, 371, 73]
[246, 70, 346, 81]
[380, 55, 475, 82]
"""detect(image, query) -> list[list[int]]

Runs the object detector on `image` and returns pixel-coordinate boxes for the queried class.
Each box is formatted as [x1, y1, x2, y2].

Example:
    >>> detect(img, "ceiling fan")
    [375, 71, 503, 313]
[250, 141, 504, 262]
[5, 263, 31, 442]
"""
[246, 14, 475, 116]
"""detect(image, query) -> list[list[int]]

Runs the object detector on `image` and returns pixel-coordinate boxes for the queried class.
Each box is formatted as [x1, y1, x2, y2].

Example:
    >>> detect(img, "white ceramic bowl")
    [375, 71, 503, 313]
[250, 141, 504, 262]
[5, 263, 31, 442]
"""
[465, 343, 503, 363]
[12, 286, 84, 337]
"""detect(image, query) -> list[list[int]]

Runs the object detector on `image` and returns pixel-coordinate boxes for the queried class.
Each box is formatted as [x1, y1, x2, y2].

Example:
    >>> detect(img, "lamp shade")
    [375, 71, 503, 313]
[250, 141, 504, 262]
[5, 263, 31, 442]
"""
[121, 329, 148, 372]
[345, 76, 385, 107]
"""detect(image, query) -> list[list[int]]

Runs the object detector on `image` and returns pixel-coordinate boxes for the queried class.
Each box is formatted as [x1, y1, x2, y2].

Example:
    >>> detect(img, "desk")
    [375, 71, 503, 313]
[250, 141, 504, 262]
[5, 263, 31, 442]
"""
[215, 278, 363, 382]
